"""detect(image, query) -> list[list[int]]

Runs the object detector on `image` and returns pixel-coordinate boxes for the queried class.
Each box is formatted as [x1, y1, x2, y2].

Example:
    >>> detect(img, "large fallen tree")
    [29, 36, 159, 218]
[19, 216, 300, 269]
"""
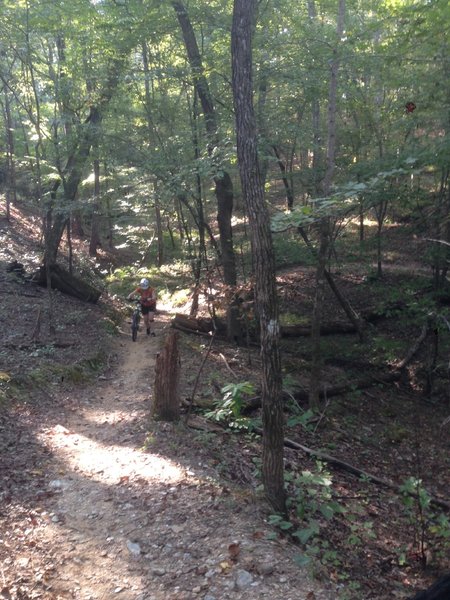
[171, 313, 357, 338]
[32, 265, 101, 303]
[171, 298, 421, 339]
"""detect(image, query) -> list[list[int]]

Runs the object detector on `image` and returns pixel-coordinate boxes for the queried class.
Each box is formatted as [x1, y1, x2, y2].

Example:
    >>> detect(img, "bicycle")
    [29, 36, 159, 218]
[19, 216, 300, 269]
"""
[130, 300, 141, 342]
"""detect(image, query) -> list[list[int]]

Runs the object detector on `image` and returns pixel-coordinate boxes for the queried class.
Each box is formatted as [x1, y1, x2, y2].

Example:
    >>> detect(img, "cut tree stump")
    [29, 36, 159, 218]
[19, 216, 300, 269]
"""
[33, 265, 101, 303]
[152, 330, 180, 422]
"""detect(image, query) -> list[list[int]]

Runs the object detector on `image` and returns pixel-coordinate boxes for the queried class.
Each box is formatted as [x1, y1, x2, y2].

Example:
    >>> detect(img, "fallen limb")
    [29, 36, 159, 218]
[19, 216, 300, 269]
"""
[292, 371, 402, 403]
[30, 306, 42, 342]
[252, 427, 450, 512]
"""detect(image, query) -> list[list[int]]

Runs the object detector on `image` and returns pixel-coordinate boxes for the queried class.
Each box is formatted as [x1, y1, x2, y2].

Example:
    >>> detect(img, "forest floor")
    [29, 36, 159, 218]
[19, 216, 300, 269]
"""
[1, 203, 449, 599]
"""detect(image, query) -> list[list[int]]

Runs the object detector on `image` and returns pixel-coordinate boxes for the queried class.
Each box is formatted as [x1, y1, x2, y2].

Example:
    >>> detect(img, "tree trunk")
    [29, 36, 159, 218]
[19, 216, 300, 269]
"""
[232, 0, 286, 515]
[67, 219, 73, 274]
[172, 0, 237, 294]
[89, 158, 101, 256]
[273, 146, 295, 210]
[309, 220, 330, 410]
[105, 195, 114, 250]
[309, 0, 346, 408]
[215, 171, 237, 286]
[45, 51, 126, 265]
[155, 196, 164, 267]
[46, 105, 103, 265]
[3, 86, 17, 220]
[307, 0, 322, 196]
[152, 331, 180, 422]
[296, 225, 365, 339]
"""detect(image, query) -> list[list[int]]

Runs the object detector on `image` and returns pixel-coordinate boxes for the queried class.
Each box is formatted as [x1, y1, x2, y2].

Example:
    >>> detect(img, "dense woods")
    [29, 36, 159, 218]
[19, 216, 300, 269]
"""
[1, 0, 449, 598]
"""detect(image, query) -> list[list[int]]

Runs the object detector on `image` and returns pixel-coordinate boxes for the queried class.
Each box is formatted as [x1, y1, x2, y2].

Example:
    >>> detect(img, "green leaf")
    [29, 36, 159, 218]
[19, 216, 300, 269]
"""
[293, 527, 316, 544]
[320, 504, 335, 520]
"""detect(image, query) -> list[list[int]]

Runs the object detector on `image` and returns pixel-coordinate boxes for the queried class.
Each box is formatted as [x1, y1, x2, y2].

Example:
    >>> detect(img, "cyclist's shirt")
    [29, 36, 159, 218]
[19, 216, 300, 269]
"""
[135, 286, 156, 308]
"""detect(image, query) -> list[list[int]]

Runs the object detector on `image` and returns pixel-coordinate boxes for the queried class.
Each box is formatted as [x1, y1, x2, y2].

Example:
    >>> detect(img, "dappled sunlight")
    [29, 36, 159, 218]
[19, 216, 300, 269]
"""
[81, 409, 141, 425]
[41, 425, 185, 485]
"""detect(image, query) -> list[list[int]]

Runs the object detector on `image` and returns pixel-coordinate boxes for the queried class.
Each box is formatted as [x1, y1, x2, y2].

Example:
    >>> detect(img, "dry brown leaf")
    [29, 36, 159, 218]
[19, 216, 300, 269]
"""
[228, 542, 240, 562]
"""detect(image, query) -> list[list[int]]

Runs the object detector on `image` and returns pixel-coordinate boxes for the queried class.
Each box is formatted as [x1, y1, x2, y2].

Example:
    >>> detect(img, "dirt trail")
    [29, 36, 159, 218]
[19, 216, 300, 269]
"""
[2, 313, 339, 600]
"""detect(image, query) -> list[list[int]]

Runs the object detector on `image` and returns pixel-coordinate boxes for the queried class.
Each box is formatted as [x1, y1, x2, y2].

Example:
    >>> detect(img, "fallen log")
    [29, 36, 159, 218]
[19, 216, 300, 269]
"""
[32, 265, 101, 303]
[171, 313, 226, 335]
[172, 313, 356, 338]
[241, 371, 403, 413]
[292, 371, 402, 403]
[246, 321, 431, 408]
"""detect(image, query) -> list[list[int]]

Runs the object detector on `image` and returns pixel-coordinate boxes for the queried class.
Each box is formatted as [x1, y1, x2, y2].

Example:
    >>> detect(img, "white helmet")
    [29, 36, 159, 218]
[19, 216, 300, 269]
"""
[140, 278, 150, 289]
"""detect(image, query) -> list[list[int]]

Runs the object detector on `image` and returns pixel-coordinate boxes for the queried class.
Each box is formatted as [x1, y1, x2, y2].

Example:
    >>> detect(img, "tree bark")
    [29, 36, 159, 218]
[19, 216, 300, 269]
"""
[172, 1, 237, 291]
[309, 0, 346, 408]
[273, 146, 295, 210]
[89, 158, 101, 256]
[45, 53, 126, 265]
[152, 331, 180, 422]
[3, 86, 17, 220]
[33, 264, 101, 303]
[232, 0, 286, 514]
[46, 105, 103, 265]
[155, 196, 164, 267]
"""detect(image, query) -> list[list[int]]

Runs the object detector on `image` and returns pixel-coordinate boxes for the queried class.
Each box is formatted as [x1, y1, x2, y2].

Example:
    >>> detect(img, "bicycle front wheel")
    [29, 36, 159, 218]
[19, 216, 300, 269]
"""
[131, 313, 139, 341]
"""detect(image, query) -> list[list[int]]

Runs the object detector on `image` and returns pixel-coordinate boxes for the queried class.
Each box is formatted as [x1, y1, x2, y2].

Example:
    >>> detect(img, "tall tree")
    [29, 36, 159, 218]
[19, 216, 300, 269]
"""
[172, 1, 237, 288]
[309, 0, 346, 410]
[231, 0, 286, 514]
[172, 1, 246, 342]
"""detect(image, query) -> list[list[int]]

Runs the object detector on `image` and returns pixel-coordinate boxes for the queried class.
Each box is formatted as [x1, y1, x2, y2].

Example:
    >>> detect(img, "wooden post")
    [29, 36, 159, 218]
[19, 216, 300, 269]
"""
[152, 331, 180, 421]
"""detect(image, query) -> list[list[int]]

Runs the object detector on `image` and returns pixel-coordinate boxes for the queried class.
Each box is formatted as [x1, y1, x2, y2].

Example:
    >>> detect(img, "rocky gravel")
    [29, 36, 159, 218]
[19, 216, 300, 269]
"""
[1, 312, 340, 600]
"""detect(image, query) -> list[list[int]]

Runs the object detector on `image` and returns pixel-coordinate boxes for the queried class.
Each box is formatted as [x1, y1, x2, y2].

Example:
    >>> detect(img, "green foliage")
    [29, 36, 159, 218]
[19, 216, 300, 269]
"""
[29, 344, 56, 358]
[279, 312, 309, 327]
[269, 462, 346, 567]
[205, 381, 255, 430]
[287, 408, 316, 432]
[271, 163, 420, 235]
[268, 462, 381, 576]
[15, 350, 108, 392]
[169, 288, 191, 307]
[272, 233, 315, 268]
[399, 477, 450, 566]
[371, 335, 406, 363]
[106, 260, 191, 306]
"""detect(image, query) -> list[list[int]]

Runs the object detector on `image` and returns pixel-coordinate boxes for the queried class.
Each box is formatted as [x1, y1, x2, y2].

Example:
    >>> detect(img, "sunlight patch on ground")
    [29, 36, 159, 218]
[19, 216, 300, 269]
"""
[81, 409, 140, 425]
[42, 425, 185, 485]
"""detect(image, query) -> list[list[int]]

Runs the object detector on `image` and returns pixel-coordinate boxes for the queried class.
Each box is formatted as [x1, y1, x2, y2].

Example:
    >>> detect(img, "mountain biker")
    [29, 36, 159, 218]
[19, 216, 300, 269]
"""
[128, 278, 156, 336]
